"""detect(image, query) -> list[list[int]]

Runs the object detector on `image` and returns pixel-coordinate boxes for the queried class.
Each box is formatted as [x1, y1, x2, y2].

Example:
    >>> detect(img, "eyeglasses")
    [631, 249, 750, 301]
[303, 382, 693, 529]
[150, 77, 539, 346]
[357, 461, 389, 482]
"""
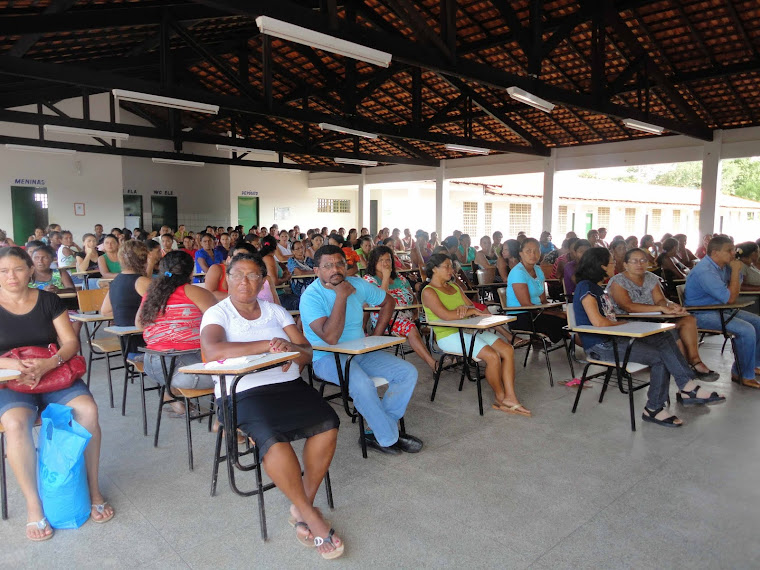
[319, 261, 347, 270]
[626, 258, 648, 265]
[228, 272, 263, 282]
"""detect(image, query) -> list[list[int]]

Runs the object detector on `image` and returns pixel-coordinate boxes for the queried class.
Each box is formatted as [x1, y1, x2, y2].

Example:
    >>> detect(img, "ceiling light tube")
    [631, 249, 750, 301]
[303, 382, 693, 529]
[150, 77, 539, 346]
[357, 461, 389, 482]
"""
[152, 157, 205, 167]
[506, 87, 555, 113]
[44, 124, 130, 141]
[255, 16, 392, 67]
[622, 118, 664, 135]
[215, 144, 278, 159]
[113, 89, 219, 114]
[261, 167, 303, 173]
[445, 143, 490, 156]
[334, 157, 378, 167]
[5, 143, 76, 155]
[318, 122, 378, 139]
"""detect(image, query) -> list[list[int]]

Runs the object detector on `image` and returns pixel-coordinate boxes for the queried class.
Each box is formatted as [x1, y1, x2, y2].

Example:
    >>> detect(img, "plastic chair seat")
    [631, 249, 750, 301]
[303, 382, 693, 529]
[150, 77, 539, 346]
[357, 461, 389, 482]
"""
[126, 359, 144, 373]
[91, 337, 121, 354]
[586, 358, 649, 374]
[176, 387, 215, 399]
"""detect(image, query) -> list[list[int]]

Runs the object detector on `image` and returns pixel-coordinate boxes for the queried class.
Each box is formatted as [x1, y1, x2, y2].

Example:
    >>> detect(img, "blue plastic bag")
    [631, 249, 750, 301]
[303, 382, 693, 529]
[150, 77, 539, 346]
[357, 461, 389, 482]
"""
[38, 403, 92, 529]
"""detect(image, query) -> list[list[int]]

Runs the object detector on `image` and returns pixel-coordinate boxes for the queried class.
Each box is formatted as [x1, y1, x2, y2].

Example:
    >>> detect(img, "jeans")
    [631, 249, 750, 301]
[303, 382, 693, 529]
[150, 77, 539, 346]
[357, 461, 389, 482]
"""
[588, 332, 694, 410]
[312, 351, 418, 447]
[143, 351, 213, 390]
[694, 309, 760, 380]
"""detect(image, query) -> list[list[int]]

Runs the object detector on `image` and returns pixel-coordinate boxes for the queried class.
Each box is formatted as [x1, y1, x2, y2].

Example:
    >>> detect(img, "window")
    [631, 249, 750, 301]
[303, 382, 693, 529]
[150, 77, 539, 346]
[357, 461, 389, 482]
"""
[597, 207, 610, 230]
[34, 193, 48, 209]
[317, 198, 350, 213]
[624, 208, 636, 234]
[748, 212, 755, 221]
[484, 202, 493, 236]
[672, 209, 681, 231]
[462, 201, 477, 236]
[650, 208, 662, 235]
[509, 203, 531, 236]
[557, 205, 568, 236]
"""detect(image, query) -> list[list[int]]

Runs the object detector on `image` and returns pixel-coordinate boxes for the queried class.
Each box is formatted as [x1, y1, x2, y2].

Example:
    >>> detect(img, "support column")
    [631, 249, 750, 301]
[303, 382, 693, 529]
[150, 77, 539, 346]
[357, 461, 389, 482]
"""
[435, 160, 448, 237]
[542, 148, 558, 234]
[357, 168, 369, 231]
[700, 130, 722, 238]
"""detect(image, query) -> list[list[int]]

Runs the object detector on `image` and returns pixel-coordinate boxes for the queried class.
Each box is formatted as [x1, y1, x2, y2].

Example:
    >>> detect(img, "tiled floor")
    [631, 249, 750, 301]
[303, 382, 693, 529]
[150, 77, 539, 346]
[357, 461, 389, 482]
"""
[2, 336, 759, 568]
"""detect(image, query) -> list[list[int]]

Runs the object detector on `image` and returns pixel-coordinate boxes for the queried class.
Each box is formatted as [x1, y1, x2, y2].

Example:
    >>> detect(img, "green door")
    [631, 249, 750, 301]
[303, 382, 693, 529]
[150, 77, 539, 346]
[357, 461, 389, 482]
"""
[11, 186, 48, 244]
[237, 196, 259, 232]
[584, 213, 594, 234]
[151, 196, 177, 232]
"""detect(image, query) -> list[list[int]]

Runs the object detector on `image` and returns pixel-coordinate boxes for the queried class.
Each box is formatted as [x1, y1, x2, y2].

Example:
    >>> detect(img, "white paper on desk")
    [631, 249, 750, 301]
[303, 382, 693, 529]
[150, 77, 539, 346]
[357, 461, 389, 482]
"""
[204, 354, 268, 369]
[633, 311, 663, 315]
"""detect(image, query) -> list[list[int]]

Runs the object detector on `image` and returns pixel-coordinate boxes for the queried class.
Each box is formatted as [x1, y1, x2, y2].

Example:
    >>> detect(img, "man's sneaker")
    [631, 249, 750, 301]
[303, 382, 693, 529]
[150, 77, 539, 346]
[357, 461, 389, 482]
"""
[394, 433, 423, 453]
[360, 433, 401, 455]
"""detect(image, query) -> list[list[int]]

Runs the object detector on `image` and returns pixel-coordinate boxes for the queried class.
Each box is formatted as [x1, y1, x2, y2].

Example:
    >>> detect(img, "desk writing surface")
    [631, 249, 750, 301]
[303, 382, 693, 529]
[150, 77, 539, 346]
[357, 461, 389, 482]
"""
[315, 336, 406, 354]
[57, 292, 77, 299]
[70, 313, 112, 322]
[432, 315, 515, 329]
[104, 325, 144, 336]
[290, 273, 316, 279]
[615, 312, 688, 319]
[684, 302, 752, 311]
[364, 303, 423, 311]
[570, 321, 675, 338]
[179, 352, 299, 376]
[0, 369, 21, 382]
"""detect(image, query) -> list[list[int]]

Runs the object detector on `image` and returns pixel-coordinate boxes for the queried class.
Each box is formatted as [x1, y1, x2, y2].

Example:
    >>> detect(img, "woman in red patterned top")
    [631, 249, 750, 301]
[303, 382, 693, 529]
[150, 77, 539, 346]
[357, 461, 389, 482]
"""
[136, 251, 218, 416]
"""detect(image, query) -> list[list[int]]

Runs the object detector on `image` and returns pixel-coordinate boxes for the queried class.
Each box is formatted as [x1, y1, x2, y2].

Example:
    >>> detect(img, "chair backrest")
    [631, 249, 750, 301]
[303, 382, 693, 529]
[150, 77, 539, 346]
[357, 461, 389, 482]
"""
[540, 263, 554, 278]
[497, 287, 507, 310]
[566, 302, 577, 328]
[676, 284, 686, 305]
[77, 288, 108, 313]
[475, 269, 487, 286]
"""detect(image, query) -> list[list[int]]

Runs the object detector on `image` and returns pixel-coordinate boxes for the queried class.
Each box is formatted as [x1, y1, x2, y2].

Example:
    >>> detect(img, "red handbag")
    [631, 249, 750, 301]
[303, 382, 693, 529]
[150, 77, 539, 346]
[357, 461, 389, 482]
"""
[0, 344, 86, 394]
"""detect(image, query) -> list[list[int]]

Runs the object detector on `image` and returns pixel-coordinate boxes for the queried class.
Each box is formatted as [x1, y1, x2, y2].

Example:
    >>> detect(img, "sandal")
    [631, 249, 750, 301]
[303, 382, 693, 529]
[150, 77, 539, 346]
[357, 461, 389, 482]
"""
[492, 402, 532, 417]
[91, 502, 115, 524]
[677, 385, 726, 405]
[689, 362, 719, 382]
[26, 517, 54, 542]
[512, 338, 530, 349]
[314, 528, 345, 560]
[561, 378, 592, 389]
[641, 406, 682, 428]
[288, 518, 315, 548]
[733, 376, 760, 389]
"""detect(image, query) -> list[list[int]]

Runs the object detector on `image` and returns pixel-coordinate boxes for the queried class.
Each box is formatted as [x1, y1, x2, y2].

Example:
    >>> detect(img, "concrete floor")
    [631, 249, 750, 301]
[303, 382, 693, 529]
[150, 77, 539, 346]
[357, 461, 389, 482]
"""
[2, 335, 759, 569]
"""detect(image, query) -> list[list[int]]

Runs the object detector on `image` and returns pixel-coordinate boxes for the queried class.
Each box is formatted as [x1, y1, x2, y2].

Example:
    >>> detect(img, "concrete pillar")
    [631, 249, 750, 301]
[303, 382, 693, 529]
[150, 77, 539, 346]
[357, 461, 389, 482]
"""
[700, 130, 722, 238]
[542, 148, 557, 233]
[357, 169, 369, 230]
[435, 160, 448, 237]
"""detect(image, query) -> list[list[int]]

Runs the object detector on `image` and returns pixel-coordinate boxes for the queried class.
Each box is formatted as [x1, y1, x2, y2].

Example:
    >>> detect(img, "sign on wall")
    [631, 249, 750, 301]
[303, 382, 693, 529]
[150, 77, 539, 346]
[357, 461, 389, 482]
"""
[13, 178, 46, 186]
[274, 207, 292, 221]
[74, 202, 85, 216]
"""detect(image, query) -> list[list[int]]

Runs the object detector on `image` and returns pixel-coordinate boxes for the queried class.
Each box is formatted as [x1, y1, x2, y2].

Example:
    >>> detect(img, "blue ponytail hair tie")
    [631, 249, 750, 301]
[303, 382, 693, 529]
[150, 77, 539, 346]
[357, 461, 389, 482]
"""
[164, 271, 173, 277]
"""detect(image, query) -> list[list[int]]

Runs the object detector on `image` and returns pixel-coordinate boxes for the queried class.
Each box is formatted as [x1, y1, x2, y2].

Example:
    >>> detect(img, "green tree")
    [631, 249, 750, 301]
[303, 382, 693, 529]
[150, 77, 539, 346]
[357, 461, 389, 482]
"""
[727, 158, 760, 201]
[651, 162, 702, 188]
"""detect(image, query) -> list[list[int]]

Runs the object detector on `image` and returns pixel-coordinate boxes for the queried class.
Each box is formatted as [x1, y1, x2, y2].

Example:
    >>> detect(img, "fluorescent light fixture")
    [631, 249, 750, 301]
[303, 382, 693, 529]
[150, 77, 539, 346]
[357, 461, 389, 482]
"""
[262, 167, 303, 173]
[334, 157, 378, 167]
[112, 89, 219, 114]
[255, 16, 392, 68]
[318, 122, 378, 139]
[216, 144, 278, 159]
[622, 118, 664, 135]
[506, 87, 555, 113]
[5, 143, 76, 155]
[445, 143, 490, 156]
[152, 157, 205, 167]
[44, 124, 130, 141]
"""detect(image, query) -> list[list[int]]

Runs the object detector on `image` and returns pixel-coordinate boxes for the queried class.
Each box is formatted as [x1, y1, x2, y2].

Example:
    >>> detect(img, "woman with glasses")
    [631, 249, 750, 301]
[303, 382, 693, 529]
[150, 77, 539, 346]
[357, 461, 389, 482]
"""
[201, 252, 342, 559]
[607, 248, 719, 381]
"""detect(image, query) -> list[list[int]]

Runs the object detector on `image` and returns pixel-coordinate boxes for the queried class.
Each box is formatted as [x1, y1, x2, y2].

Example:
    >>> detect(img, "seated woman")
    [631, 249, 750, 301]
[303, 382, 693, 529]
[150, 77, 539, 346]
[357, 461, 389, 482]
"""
[75, 232, 103, 284]
[657, 237, 690, 290]
[136, 251, 218, 415]
[274, 230, 293, 263]
[57, 230, 79, 269]
[736, 242, 760, 289]
[200, 253, 343, 559]
[327, 234, 359, 276]
[381, 238, 411, 270]
[625, 236, 638, 250]
[195, 233, 224, 275]
[639, 234, 658, 265]
[551, 237, 578, 280]
[609, 238, 627, 275]
[563, 239, 591, 300]
[97, 234, 122, 280]
[607, 248, 719, 381]
[0, 246, 114, 541]
[29, 245, 75, 295]
[456, 233, 476, 265]
[505, 238, 567, 344]
[214, 232, 232, 261]
[695, 234, 712, 260]
[496, 239, 520, 283]
[306, 234, 324, 260]
[474, 235, 498, 283]
[574, 247, 725, 428]
[287, 240, 316, 297]
[364, 246, 437, 371]
[205, 244, 284, 306]
[409, 231, 431, 270]
[100, 240, 152, 359]
[422, 254, 529, 416]
[259, 236, 299, 310]
[674, 234, 697, 268]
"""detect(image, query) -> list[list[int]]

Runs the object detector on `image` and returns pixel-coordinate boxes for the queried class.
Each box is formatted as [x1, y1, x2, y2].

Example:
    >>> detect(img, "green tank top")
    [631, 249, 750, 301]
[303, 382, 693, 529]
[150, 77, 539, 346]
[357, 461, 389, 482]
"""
[29, 269, 64, 290]
[423, 283, 465, 341]
[105, 256, 122, 274]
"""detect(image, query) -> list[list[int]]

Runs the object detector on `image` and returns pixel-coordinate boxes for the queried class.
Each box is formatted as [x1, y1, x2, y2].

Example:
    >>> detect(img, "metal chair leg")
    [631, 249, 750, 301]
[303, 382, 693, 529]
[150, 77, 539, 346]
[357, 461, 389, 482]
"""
[121, 365, 130, 417]
[0, 433, 7, 520]
[430, 356, 444, 401]
[599, 369, 614, 403]
[571, 364, 592, 413]
[184, 397, 195, 470]
[139, 373, 148, 436]
[359, 415, 368, 459]
[323, 470, 334, 509]
[253, 445, 268, 541]
[105, 352, 115, 408]
[211, 427, 223, 497]
[475, 363, 483, 416]
[153, 386, 166, 448]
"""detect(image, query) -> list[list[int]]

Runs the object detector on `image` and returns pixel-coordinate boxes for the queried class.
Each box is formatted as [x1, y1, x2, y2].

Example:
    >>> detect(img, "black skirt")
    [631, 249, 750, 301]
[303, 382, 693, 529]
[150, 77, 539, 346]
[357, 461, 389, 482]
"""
[218, 379, 340, 457]
[512, 312, 566, 344]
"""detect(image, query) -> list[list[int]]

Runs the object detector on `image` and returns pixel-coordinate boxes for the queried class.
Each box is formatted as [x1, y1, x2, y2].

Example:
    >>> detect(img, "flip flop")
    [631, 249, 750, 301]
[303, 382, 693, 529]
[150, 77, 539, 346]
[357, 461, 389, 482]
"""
[314, 528, 345, 560]
[91, 502, 115, 524]
[560, 378, 592, 389]
[26, 518, 54, 542]
[492, 402, 532, 417]
[288, 518, 315, 548]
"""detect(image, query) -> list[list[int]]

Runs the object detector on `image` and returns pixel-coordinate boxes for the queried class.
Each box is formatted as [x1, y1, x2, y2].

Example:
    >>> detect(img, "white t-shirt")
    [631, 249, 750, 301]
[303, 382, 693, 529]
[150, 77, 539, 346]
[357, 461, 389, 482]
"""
[200, 298, 300, 397]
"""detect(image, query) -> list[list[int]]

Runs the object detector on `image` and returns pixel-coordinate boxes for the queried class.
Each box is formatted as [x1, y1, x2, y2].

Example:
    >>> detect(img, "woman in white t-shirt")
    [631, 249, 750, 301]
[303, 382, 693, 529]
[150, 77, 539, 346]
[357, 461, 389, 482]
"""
[200, 252, 343, 560]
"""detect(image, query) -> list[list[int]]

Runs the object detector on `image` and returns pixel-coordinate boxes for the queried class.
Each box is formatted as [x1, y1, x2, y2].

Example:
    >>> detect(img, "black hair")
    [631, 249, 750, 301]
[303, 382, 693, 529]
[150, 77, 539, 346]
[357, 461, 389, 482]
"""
[227, 252, 268, 277]
[32, 244, 56, 259]
[623, 248, 647, 263]
[609, 238, 627, 252]
[357, 235, 372, 248]
[140, 251, 194, 325]
[520, 237, 539, 251]
[381, 237, 394, 247]
[442, 236, 459, 250]
[25, 239, 45, 250]
[259, 235, 278, 256]
[145, 239, 161, 253]
[103, 233, 119, 244]
[707, 235, 733, 256]
[366, 245, 398, 281]
[503, 239, 520, 258]
[656, 237, 679, 266]
[0, 246, 33, 268]
[575, 247, 611, 284]
[231, 242, 257, 256]
[328, 232, 344, 246]
[641, 234, 654, 247]
[737, 241, 759, 259]
[423, 252, 453, 279]
[313, 244, 345, 267]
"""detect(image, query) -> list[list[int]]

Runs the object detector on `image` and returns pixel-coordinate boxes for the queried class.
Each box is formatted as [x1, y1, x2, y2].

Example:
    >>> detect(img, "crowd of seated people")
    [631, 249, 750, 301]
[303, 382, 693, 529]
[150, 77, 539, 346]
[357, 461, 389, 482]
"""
[1, 216, 759, 554]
